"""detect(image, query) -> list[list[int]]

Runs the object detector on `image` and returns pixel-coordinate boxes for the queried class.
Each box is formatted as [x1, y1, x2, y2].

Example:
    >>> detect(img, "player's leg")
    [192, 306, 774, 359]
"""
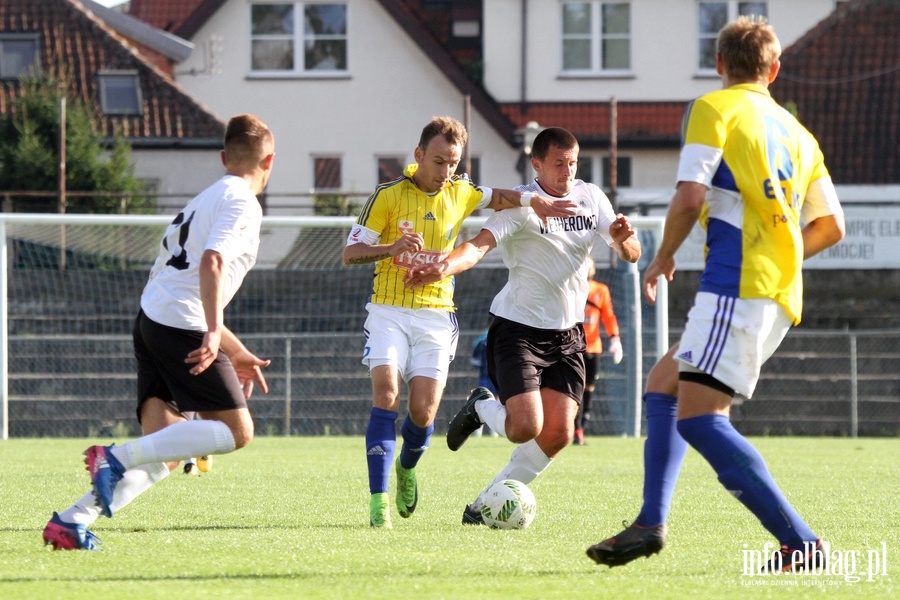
[587, 350, 682, 566]
[85, 314, 250, 518]
[674, 296, 822, 572]
[394, 309, 455, 518]
[360, 305, 417, 528]
[575, 354, 598, 445]
[44, 398, 184, 549]
[364, 365, 401, 528]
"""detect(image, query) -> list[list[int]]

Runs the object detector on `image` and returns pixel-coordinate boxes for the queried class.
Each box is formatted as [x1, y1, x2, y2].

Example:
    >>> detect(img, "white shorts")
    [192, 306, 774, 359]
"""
[674, 292, 792, 398]
[362, 303, 459, 384]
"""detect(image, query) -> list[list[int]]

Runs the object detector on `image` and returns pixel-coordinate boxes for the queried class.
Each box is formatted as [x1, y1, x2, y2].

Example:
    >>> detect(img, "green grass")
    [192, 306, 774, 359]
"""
[1, 436, 897, 599]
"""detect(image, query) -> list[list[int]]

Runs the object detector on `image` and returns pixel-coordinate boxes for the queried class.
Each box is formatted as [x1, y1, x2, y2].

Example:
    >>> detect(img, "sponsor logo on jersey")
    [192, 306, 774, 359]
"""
[393, 249, 448, 269]
[349, 226, 363, 241]
[539, 214, 598, 235]
[424, 212, 436, 221]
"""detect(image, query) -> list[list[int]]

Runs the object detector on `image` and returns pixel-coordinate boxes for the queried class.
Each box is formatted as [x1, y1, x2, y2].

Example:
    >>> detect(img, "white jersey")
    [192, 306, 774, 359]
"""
[141, 175, 262, 330]
[484, 179, 616, 329]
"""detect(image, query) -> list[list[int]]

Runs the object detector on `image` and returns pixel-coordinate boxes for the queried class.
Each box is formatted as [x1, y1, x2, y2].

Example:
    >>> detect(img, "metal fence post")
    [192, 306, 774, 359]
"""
[849, 332, 858, 439]
[284, 337, 292, 436]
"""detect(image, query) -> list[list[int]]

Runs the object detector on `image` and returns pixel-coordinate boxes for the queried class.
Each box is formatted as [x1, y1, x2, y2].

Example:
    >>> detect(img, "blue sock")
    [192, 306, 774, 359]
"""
[399, 415, 433, 470]
[635, 393, 688, 527]
[366, 407, 398, 494]
[677, 414, 817, 548]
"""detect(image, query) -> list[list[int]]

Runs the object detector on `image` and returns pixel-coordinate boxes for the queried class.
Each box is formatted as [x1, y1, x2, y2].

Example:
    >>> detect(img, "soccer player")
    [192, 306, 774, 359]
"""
[574, 257, 622, 445]
[585, 16, 845, 572]
[342, 116, 576, 528]
[43, 114, 275, 550]
[404, 126, 641, 525]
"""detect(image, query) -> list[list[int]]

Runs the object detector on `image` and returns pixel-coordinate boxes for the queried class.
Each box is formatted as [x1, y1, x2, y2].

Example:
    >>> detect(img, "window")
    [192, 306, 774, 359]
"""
[697, 2, 767, 71]
[0, 34, 40, 79]
[602, 156, 632, 188]
[577, 154, 631, 188]
[98, 71, 142, 115]
[377, 157, 405, 184]
[562, 2, 630, 73]
[314, 156, 342, 190]
[251, 3, 347, 74]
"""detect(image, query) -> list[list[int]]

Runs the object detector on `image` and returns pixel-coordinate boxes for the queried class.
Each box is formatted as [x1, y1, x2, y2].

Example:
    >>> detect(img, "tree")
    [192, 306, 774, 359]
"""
[0, 71, 150, 213]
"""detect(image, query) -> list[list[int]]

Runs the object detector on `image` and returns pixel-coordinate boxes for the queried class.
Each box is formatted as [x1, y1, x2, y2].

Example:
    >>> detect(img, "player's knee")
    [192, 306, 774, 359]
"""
[506, 421, 540, 444]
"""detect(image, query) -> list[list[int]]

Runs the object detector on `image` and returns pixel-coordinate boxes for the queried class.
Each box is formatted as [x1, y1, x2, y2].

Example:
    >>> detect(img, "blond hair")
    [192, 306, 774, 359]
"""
[717, 15, 781, 81]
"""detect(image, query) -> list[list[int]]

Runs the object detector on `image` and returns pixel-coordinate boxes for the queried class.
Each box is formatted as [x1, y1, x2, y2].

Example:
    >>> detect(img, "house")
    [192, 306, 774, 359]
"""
[0, 0, 227, 211]
[118, 0, 870, 215]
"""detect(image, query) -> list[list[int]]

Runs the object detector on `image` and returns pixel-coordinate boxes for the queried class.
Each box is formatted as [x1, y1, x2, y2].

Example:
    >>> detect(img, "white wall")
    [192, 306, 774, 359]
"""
[130, 148, 225, 209]
[173, 0, 522, 209]
[484, 0, 839, 103]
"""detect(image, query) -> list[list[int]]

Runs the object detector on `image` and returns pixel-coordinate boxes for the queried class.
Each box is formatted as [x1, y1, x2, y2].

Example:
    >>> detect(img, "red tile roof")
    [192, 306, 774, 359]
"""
[499, 102, 685, 149]
[770, 0, 900, 184]
[0, 0, 224, 146]
[127, 0, 204, 33]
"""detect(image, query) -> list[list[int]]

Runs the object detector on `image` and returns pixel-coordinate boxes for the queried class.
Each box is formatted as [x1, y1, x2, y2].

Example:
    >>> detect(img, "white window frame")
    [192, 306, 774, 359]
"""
[249, 2, 348, 78]
[696, 1, 768, 75]
[560, 1, 632, 76]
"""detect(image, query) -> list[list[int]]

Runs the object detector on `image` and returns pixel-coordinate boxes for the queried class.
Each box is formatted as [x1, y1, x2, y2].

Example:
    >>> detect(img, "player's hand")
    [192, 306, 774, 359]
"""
[404, 261, 448, 289]
[530, 195, 577, 223]
[643, 255, 675, 304]
[609, 213, 636, 244]
[186, 329, 222, 375]
[390, 232, 424, 257]
[608, 335, 623, 365]
[230, 349, 271, 399]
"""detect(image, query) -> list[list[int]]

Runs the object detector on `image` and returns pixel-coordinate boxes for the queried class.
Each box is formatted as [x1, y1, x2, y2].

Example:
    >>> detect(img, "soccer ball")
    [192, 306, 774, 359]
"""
[480, 479, 537, 530]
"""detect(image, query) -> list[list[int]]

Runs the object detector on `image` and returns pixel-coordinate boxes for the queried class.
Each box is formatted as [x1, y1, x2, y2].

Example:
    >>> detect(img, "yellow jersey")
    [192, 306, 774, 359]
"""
[678, 83, 832, 324]
[350, 164, 489, 310]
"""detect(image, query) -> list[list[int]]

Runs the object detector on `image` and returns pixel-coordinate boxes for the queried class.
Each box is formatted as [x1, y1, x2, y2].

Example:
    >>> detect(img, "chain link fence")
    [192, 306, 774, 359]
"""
[2, 215, 898, 438]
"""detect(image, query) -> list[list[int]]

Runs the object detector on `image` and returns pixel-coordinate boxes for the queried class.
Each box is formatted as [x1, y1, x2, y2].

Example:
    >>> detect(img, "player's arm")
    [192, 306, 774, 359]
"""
[216, 327, 271, 398]
[643, 181, 707, 304]
[486, 189, 577, 221]
[801, 177, 845, 259]
[404, 228, 497, 289]
[608, 213, 641, 263]
[186, 249, 227, 375]
[342, 224, 423, 265]
[802, 214, 845, 259]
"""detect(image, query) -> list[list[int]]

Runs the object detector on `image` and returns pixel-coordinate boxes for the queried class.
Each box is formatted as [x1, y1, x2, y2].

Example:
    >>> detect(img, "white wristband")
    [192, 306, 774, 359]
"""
[520, 192, 534, 207]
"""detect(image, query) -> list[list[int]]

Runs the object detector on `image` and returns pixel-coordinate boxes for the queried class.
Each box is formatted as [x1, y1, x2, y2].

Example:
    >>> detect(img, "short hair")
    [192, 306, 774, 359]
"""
[717, 15, 781, 81]
[418, 116, 468, 150]
[531, 127, 578, 160]
[223, 114, 274, 165]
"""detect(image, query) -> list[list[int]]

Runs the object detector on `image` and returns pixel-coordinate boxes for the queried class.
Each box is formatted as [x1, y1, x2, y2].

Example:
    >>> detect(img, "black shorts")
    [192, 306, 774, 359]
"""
[486, 315, 586, 404]
[133, 310, 247, 422]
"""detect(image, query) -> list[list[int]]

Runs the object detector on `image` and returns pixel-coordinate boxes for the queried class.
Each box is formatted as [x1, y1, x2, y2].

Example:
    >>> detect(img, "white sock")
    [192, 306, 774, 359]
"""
[59, 462, 171, 526]
[473, 439, 552, 508]
[110, 420, 235, 469]
[475, 398, 507, 438]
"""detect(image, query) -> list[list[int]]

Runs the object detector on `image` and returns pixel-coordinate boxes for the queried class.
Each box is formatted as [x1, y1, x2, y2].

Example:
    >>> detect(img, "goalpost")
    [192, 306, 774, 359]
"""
[0, 213, 667, 440]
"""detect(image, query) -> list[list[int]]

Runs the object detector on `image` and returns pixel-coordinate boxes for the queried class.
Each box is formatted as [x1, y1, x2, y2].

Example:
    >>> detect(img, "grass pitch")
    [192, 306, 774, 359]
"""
[1, 436, 897, 599]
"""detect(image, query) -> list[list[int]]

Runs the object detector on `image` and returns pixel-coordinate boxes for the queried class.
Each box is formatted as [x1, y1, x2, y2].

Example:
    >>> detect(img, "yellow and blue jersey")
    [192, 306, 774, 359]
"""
[677, 83, 831, 324]
[350, 163, 488, 310]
